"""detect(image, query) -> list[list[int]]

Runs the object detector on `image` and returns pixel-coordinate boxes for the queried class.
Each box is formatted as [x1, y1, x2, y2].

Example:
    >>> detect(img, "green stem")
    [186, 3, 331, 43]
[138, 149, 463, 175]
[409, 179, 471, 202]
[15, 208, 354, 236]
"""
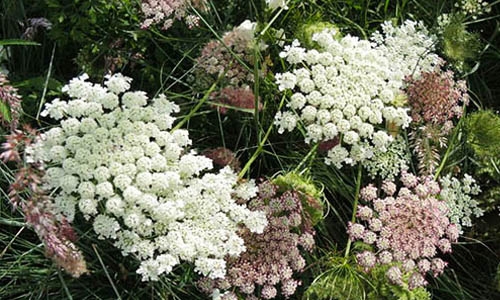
[259, 1, 290, 37]
[238, 120, 274, 179]
[294, 143, 318, 173]
[36, 44, 56, 122]
[344, 165, 363, 258]
[253, 43, 261, 144]
[92, 244, 122, 300]
[172, 80, 218, 131]
[0, 218, 25, 227]
[434, 113, 465, 180]
[57, 268, 73, 300]
[238, 93, 287, 179]
[0, 226, 25, 259]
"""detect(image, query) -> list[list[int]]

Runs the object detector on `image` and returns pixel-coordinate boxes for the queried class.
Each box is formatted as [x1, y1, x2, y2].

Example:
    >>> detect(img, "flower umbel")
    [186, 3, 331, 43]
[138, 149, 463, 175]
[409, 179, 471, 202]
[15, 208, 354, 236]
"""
[274, 20, 439, 167]
[28, 73, 267, 281]
[200, 177, 321, 299]
[349, 172, 456, 289]
[140, 0, 208, 30]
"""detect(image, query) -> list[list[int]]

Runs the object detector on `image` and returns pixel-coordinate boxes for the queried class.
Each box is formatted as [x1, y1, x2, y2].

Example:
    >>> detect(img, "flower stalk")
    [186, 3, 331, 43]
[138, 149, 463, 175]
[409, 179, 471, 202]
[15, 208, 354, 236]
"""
[344, 164, 363, 258]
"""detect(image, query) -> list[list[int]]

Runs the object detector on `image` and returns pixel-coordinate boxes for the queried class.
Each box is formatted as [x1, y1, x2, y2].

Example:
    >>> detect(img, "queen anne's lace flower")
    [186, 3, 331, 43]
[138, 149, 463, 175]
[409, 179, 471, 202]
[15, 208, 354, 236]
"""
[197, 20, 264, 85]
[405, 67, 468, 126]
[140, 0, 208, 30]
[195, 20, 267, 114]
[456, 0, 491, 19]
[440, 174, 483, 233]
[349, 172, 457, 289]
[199, 177, 321, 299]
[30, 74, 267, 281]
[275, 20, 439, 167]
[364, 136, 410, 179]
[266, 0, 288, 10]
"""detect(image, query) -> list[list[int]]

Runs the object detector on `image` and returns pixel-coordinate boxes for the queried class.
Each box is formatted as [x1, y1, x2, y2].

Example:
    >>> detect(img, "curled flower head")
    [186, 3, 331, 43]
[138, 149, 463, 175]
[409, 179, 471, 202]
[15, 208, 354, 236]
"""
[209, 86, 262, 114]
[196, 20, 266, 89]
[202, 147, 241, 171]
[405, 66, 468, 127]
[2, 127, 87, 277]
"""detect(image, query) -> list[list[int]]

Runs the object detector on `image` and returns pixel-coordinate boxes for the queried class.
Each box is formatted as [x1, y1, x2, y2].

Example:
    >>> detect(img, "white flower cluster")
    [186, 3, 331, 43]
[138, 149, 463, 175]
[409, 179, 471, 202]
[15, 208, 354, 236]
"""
[266, 0, 288, 11]
[275, 20, 438, 167]
[30, 74, 267, 281]
[440, 174, 483, 233]
[371, 20, 440, 80]
[456, 0, 491, 19]
[363, 136, 410, 179]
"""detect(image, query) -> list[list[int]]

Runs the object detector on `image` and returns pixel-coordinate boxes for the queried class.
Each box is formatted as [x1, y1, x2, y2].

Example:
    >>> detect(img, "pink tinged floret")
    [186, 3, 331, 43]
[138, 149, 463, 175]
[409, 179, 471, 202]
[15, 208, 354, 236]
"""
[347, 222, 365, 240]
[402, 259, 416, 272]
[431, 258, 447, 277]
[438, 238, 452, 253]
[386, 266, 403, 285]
[368, 218, 383, 232]
[418, 259, 431, 273]
[258, 181, 278, 199]
[446, 224, 460, 241]
[360, 184, 378, 201]
[240, 283, 255, 294]
[381, 180, 397, 196]
[415, 184, 429, 197]
[378, 251, 393, 264]
[401, 170, 418, 188]
[357, 205, 373, 220]
[356, 251, 377, 271]
[373, 199, 387, 212]
[261, 285, 277, 299]
[408, 272, 428, 289]
[362, 231, 377, 244]
[281, 279, 299, 297]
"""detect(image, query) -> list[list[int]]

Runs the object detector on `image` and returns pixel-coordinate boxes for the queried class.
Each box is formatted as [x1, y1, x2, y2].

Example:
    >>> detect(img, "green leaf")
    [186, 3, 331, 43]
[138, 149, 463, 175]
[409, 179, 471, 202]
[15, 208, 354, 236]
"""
[0, 39, 41, 47]
[0, 101, 12, 123]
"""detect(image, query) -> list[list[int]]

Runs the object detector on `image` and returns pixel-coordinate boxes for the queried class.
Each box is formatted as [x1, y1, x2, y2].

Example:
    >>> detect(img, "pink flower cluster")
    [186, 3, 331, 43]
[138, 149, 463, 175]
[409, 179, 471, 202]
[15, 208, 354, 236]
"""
[0, 73, 22, 130]
[1, 128, 87, 277]
[197, 28, 257, 87]
[348, 171, 458, 289]
[405, 65, 468, 175]
[405, 66, 468, 128]
[199, 180, 317, 299]
[195, 21, 267, 115]
[210, 86, 262, 114]
[202, 147, 241, 171]
[140, 0, 207, 30]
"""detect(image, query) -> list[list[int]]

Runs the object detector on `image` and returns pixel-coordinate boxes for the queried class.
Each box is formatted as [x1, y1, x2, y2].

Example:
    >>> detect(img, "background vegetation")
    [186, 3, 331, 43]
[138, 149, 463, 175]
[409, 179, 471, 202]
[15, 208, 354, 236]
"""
[1, 0, 499, 299]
